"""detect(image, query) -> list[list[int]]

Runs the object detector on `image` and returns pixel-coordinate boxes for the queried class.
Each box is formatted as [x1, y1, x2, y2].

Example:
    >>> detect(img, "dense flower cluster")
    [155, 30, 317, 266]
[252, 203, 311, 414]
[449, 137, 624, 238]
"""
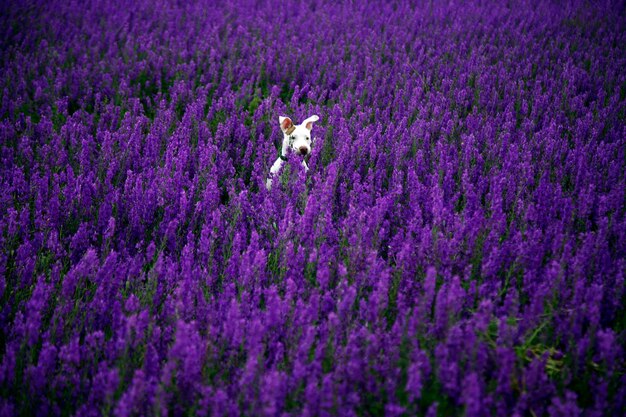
[1, 0, 625, 415]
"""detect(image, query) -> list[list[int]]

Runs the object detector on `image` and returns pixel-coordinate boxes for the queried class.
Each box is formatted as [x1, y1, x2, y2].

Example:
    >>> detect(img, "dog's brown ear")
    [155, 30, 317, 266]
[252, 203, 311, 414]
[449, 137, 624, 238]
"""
[279, 116, 294, 134]
[302, 115, 319, 130]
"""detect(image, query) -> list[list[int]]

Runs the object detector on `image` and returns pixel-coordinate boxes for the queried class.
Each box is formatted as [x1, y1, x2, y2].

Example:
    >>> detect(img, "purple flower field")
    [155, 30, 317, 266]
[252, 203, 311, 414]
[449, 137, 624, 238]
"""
[1, 0, 625, 415]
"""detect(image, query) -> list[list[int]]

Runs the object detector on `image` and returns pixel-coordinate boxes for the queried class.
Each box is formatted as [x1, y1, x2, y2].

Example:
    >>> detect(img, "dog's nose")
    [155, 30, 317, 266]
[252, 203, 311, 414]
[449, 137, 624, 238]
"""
[299, 146, 308, 155]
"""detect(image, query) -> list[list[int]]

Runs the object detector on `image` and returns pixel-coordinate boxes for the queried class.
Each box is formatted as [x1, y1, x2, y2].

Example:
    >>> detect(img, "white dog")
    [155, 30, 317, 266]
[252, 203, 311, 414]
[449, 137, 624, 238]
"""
[266, 115, 319, 190]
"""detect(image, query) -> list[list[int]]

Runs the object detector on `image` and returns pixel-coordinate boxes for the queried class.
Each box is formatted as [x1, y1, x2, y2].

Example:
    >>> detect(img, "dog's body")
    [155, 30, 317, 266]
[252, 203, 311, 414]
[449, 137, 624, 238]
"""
[266, 115, 319, 190]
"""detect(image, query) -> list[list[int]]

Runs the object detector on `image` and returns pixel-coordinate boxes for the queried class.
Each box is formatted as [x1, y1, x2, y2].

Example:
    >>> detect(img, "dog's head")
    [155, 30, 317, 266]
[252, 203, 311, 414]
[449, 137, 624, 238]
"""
[279, 115, 319, 156]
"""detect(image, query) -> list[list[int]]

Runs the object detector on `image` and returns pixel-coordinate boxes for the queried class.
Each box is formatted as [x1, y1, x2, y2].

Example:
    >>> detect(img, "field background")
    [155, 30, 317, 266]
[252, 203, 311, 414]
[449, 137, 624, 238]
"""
[1, 0, 625, 415]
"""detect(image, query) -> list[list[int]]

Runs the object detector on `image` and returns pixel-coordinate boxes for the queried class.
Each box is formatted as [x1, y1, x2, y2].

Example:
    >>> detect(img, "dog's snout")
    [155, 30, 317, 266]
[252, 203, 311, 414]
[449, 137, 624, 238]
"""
[299, 146, 308, 155]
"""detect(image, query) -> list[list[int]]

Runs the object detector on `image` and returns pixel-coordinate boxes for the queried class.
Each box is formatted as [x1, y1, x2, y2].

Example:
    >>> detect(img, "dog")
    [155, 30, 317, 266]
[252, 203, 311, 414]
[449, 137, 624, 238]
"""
[266, 115, 319, 190]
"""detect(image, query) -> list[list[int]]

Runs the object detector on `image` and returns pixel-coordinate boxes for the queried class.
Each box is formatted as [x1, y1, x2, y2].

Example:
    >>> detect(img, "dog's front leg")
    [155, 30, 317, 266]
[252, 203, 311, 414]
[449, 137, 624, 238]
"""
[266, 157, 284, 190]
[302, 160, 309, 172]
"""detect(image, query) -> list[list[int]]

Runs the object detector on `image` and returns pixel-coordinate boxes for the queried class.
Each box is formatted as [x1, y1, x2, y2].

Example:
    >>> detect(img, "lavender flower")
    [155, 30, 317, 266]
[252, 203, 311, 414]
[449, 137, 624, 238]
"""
[1, 0, 624, 415]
